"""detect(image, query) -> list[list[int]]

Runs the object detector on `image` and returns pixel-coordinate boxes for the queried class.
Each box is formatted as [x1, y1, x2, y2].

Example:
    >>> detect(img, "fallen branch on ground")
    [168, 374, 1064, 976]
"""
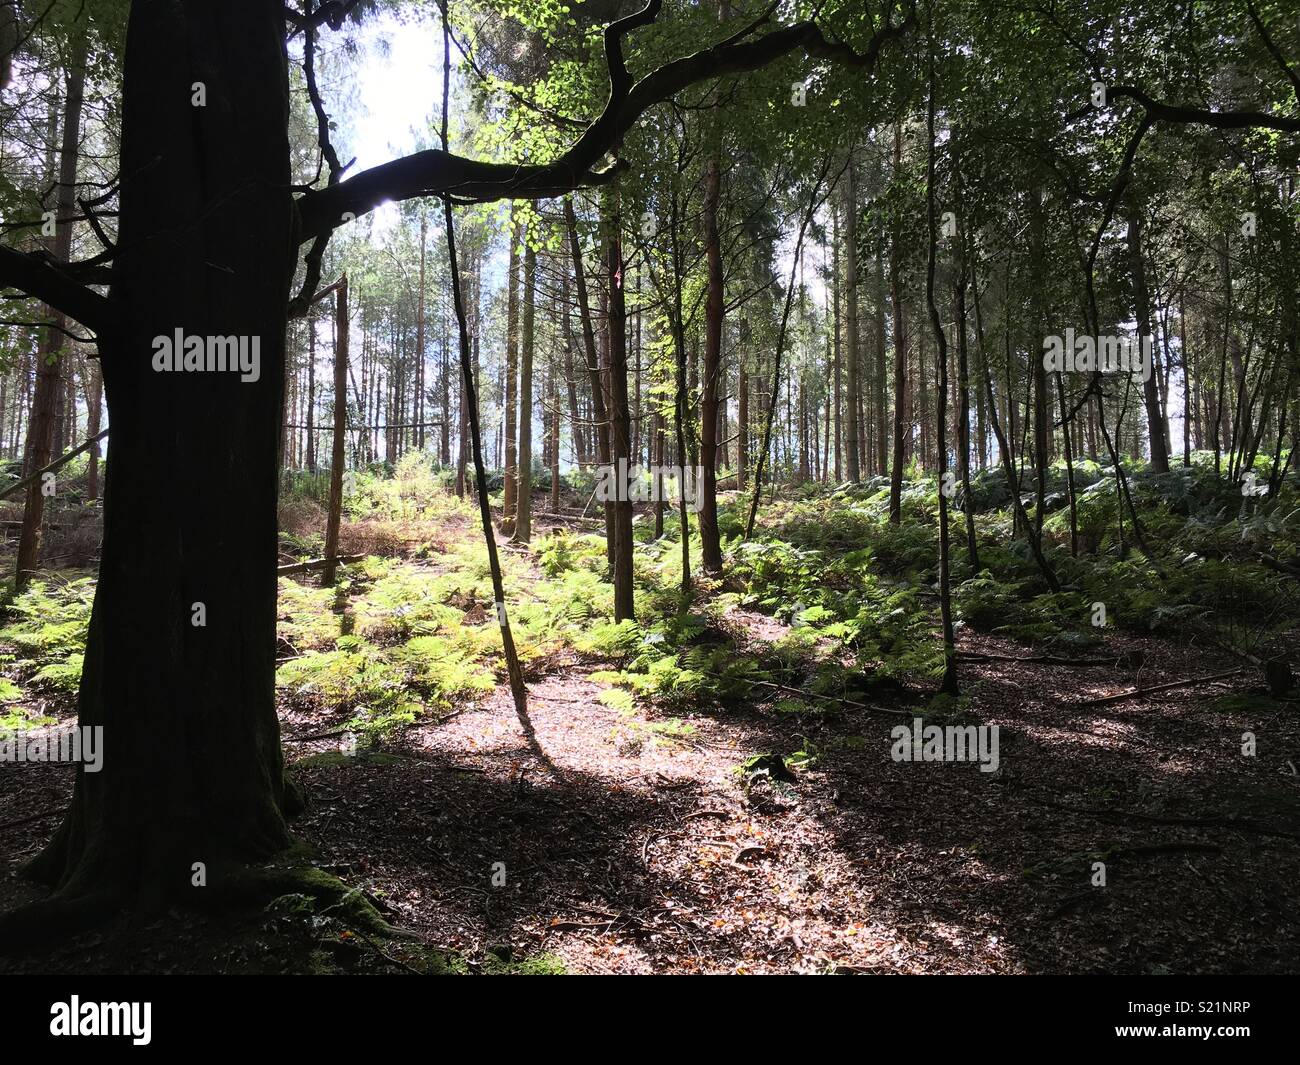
[277, 554, 364, 576]
[1075, 667, 1243, 707]
[752, 679, 917, 718]
[284, 728, 351, 742]
[958, 651, 1122, 666]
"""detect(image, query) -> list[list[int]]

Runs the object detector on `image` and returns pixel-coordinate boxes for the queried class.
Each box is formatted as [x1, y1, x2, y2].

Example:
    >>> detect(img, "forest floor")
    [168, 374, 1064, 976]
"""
[2, 511, 1299, 975]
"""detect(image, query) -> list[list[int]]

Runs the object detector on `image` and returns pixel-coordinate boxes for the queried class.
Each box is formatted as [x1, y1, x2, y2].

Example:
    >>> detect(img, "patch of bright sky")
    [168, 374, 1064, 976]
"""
[338, 12, 509, 285]
[344, 10, 445, 239]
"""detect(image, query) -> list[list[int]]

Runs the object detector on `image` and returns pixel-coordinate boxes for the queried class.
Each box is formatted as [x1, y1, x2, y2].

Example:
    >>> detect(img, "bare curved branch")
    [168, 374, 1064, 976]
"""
[295, 2, 915, 241]
[1108, 84, 1300, 133]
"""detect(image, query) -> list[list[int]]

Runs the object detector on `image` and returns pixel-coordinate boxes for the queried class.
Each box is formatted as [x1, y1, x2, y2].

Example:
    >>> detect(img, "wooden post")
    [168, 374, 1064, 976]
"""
[323, 273, 349, 587]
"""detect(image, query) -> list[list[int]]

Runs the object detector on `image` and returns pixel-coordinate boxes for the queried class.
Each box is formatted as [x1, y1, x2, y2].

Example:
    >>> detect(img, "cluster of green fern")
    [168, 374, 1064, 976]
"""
[0, 578, 94, 727]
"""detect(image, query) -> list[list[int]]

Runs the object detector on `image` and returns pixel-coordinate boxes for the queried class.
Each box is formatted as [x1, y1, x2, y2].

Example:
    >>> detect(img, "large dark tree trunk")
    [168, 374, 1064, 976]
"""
[24, 0, 295, 911]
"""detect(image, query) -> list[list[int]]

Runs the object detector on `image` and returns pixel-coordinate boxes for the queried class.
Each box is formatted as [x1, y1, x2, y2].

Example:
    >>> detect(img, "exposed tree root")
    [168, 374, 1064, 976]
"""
[197, 847, 403, 937]
[0, 840, 408, 956]
[0, 889, 125, 954]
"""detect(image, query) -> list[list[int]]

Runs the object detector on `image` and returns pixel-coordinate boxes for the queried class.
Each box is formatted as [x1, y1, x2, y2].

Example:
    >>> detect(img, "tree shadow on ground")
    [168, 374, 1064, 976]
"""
[2, 625, 1296, 974]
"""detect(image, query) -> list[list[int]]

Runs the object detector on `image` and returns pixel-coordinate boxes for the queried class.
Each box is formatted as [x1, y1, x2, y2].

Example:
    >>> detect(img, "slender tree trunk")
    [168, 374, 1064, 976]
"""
[502, 211, 520, 533]
[1213, 230, 1231, 476]
[514, 241, 535, 541]
[924, 47, 957, 694]
[0, 371, 8, 464]
[549, 338, 560, 514]
[842, 160, 862, 483]
[1028, 188, 1050, 539]
[440, 297, 451, 464]
[667, 189, 693, 594]
[737, 319, 749, 490]
[441, 218, 531, 749]
[653, 396, 665, 537]
[1127, 208, 1168, 471]
[1179, 289, 1191, 465]
[970, 240, 1059, 590]
[873, 231, 888, 477]
[565, 197, 614, 562]
[604, 187, 635, 621]
[745, 164, 826, 539]
[952, 213, 979, 569]
[699, 85, 725, 572]
[85, 361, 103, 503]
[415, 211, 427, 452]
[455, 250, 475, 495]
[16, 27, 87, 589]
[322, 277, 349, 586]
[888, 127, 907, 522]
[305, 313, 317, 470]
[830, 213, 842, 481]
[560, 270, 585, 465]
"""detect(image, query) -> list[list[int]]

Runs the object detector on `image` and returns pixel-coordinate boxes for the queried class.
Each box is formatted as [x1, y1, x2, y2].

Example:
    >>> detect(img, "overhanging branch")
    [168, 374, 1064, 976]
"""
[295, 2, 914, 241]
[0, 246, 116, 337]
[1109, 85, 1300, 133]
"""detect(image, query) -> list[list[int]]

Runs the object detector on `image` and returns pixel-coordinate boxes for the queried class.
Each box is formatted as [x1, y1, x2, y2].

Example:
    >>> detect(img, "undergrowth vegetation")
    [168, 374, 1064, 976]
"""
[2, 452, 1295, 740]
